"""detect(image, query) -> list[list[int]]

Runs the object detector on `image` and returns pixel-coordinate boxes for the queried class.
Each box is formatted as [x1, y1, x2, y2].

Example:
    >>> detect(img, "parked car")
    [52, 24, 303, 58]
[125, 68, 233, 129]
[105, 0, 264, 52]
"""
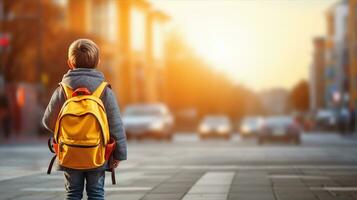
[258, 116, 301, 145]
[239, 116, 263, 138]
[198, 115, 232, 139]
[315, 109, 337, 131]
[122, 103, 174, 140]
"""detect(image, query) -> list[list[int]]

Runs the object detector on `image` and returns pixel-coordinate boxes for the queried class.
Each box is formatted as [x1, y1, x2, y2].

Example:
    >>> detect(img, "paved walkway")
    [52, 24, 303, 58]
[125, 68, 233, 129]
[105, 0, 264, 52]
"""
[2, 166, 357, 200]
[1, 133, 357, 199]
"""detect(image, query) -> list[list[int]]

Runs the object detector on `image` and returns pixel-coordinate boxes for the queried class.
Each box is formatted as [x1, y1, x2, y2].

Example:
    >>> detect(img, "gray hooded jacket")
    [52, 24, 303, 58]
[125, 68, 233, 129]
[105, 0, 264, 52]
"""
[42, 68, 127, 170]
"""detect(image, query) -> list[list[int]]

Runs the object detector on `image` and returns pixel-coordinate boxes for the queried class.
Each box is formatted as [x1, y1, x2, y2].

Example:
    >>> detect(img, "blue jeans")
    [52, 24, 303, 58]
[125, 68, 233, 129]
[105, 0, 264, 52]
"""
[64, 170, 105, 200]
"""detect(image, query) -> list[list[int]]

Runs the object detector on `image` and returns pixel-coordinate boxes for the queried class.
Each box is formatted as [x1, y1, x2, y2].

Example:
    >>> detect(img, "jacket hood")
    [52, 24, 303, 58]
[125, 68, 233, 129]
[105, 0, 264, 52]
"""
[61, 68, 105, 92]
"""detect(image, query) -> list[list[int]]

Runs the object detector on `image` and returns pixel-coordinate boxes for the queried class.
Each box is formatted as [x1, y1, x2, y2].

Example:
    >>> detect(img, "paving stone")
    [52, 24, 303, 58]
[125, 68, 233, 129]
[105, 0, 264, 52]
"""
[159, 182, 195, 187]
[232, 181, 271, 186]
[129, 180, 163, 187]
[150, 185, 191, 193]
[182, 194, 228, 200]
[142, 193, 185, 200]
[9, 192, 59, 200]
[188, 185, 231, 194]
[106, 193, 145, 200]
[273, 186, 310, 190]
[228, 193, 275, 200]
[167, 177, 200, 183]
[230, 186, 273, 193]
[303, 180, 339, 187]
[276, 193, 318, 200]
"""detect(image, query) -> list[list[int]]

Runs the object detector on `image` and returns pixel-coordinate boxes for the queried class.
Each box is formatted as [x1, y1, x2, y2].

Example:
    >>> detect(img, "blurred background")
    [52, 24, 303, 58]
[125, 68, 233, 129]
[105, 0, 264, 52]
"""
[3, 1, 357, 199]
[0, 0, 354, 142]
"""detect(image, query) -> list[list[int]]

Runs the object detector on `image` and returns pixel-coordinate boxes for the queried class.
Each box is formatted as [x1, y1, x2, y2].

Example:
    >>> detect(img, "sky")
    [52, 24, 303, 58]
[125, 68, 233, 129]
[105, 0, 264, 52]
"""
[152, 0, 338, 91]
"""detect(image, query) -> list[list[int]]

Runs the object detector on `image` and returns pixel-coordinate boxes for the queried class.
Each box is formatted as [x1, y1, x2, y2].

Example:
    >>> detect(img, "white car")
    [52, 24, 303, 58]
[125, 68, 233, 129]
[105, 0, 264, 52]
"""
[240, 116, 263, 137]
[198, 115, 232, 139]
[315, 109, 337, 131]
[123, 104, 174, 140]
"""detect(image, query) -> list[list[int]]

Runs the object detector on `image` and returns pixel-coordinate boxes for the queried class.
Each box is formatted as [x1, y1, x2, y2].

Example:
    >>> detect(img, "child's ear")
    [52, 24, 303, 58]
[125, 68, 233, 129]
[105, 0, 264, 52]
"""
[67, 60, 74, 70]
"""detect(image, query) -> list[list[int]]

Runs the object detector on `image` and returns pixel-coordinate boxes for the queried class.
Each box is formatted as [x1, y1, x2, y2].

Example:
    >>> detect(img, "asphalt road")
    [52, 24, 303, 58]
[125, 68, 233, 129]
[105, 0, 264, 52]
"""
[1, 132, 357, 200]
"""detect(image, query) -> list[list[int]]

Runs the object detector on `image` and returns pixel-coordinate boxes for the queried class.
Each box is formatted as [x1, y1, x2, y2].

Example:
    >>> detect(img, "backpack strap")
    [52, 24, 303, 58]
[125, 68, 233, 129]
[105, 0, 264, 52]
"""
[59, 82, 73, 100]
[92, 82, 108, 98]
[47, 136, 57, 175]
[47, 154, 57, 174]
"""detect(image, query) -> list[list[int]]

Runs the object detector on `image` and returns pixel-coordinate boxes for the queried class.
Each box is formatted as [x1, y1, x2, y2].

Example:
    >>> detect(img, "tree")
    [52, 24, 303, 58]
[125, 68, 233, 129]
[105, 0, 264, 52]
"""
[2, 0, 99, 103]
[288, 80, 310, 112]
[165, 31, 264, 120]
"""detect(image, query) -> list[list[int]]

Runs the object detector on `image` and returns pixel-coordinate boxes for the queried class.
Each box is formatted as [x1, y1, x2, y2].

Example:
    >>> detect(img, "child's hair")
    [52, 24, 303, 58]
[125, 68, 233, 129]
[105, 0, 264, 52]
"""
[68, 39, 99, 69]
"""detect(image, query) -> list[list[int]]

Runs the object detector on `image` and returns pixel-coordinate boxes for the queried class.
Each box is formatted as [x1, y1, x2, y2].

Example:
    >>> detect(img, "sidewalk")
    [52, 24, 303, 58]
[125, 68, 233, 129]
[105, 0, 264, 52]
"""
[0, 135, 48, 145]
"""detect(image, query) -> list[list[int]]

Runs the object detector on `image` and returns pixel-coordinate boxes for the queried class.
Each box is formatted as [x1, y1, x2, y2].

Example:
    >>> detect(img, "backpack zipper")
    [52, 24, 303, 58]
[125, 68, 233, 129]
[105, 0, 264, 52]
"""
[60, 142, 100, 150]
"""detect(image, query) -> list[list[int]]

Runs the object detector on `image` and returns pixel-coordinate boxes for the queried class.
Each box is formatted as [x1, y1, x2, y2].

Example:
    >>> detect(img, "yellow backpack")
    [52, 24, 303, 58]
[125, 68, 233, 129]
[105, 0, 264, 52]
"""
[53, 82, 110, 169]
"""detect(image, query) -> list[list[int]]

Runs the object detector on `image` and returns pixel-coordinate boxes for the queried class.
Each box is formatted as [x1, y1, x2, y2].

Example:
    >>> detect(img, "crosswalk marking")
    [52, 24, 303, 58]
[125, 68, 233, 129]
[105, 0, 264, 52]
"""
[21, 187, 152, 192]
[182, 172, 235, 200]
[269, 175, 330, 180]
[310, 187, 357, 192]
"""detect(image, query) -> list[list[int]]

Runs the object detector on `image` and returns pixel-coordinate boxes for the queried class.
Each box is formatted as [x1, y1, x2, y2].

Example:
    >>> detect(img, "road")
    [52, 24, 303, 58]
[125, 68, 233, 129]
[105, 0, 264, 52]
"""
[1, 132, 357, 200]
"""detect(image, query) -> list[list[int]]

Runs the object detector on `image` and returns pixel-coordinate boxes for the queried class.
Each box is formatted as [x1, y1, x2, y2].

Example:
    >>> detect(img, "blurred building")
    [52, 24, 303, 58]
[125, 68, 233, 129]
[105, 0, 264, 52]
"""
[0, 0, 170, 136]
[334, 1, 350, 107]
[259, 88, 289, 115]
[323, 1, 349, 109]
[324, 8, 336, 108]
[65, 0, 169, 107]
[310, 0, 357, 132]
[348, 0, 357, 110]
[0, 0, 54, 135]
[309, 37, 326, 111]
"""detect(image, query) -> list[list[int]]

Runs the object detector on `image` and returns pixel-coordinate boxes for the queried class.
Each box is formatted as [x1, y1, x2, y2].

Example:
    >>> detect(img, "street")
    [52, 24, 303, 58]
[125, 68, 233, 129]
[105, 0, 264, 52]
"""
[0, 132, 357, 200]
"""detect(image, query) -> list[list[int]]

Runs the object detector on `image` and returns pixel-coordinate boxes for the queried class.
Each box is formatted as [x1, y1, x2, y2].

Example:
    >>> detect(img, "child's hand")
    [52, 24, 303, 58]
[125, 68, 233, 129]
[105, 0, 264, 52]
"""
[111, 159, 120, 169]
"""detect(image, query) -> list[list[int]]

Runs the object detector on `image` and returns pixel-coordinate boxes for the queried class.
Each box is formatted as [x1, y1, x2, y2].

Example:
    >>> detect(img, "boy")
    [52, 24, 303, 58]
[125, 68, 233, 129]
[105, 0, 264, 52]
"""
[42, 39, 127, 200]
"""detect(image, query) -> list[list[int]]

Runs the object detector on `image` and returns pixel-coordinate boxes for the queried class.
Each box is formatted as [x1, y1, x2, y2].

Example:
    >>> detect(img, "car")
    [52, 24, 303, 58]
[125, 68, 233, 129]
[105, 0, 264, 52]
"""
[258, 116, 301, 145]
[198, 115, 232, 139]
[315, 109, 337, 131]
[239, 116, 263, 138]
[122, 103, 174, 140]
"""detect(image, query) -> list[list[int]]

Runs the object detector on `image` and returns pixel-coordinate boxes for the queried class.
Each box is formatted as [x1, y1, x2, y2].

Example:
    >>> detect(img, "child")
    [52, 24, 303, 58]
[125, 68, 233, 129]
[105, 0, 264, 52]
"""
[42, 39, 127, 200]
